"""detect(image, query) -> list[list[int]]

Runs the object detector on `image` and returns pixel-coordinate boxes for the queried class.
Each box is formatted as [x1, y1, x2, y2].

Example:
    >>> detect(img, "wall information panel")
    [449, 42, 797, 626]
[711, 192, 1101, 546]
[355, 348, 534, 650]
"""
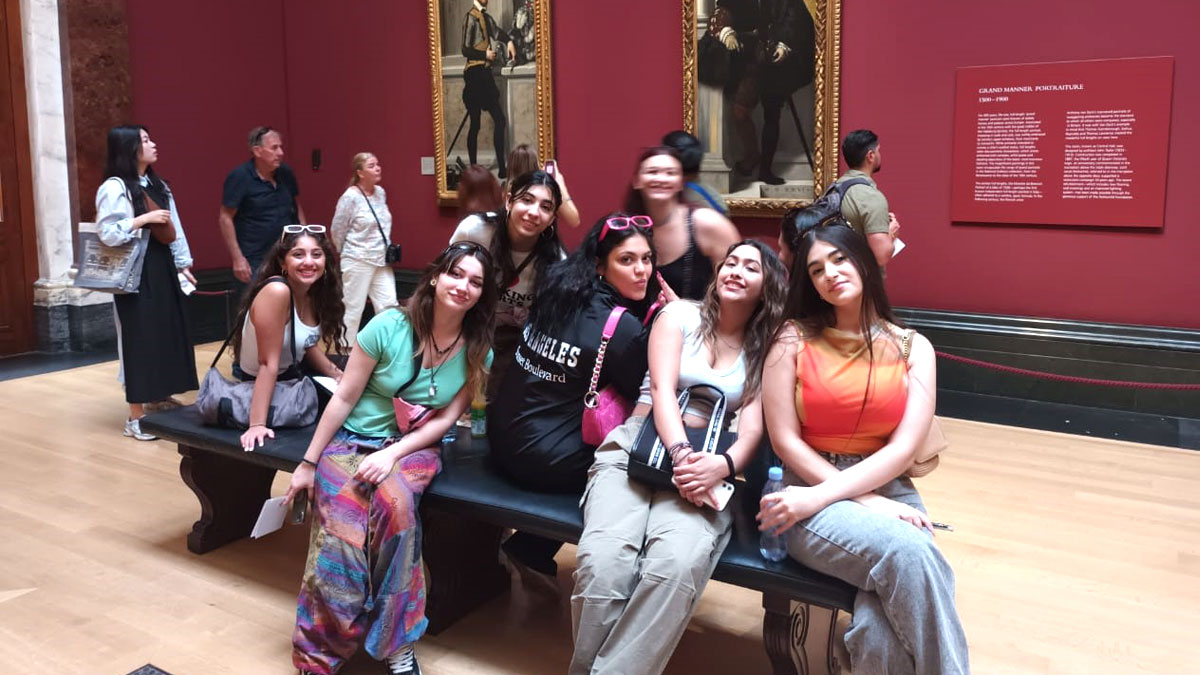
[950, 57, 1173, 228]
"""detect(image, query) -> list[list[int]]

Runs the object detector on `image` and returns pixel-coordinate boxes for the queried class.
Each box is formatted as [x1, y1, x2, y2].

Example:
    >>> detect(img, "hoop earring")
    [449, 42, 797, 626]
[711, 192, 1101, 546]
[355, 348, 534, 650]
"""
[430, 279, 437, 287]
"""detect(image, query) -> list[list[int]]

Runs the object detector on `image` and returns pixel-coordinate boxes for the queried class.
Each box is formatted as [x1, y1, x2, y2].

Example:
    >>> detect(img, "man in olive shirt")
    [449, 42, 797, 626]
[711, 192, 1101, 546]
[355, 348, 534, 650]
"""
[835, 129, 900, 268]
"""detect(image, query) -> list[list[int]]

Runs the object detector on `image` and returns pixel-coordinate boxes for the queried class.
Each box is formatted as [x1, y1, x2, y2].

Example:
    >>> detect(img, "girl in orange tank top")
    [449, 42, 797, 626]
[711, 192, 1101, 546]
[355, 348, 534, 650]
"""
[757, 217, 969, 673]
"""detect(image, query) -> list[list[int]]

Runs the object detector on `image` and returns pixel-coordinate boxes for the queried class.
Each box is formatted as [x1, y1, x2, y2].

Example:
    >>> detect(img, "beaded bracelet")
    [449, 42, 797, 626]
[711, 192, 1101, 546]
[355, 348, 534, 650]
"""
[667, 440, 693, 462]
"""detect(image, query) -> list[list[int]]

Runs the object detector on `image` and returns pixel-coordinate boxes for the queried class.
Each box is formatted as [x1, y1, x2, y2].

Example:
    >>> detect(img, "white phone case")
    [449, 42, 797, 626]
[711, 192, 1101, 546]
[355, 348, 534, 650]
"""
[710, 481, 736, 511]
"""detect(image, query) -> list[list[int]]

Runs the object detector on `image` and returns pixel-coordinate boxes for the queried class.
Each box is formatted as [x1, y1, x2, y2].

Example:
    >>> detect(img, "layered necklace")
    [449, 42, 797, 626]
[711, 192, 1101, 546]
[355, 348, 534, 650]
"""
[427, 331, 463, 398]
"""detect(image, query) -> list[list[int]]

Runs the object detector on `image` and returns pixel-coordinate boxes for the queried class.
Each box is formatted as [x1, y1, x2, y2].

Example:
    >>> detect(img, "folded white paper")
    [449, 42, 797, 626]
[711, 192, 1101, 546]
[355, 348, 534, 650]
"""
[311, 376, 338, 396]
[893, 237, 907, 256]
[251, 496, 288, 539]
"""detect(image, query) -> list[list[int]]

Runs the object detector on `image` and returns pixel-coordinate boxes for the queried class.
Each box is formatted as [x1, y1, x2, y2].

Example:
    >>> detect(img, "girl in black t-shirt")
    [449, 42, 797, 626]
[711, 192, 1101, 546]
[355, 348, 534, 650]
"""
[488, 214, 657, 583]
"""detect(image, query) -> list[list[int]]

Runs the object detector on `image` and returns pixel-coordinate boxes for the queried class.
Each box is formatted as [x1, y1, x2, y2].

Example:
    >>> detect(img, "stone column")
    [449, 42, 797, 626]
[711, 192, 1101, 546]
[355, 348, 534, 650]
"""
[694, 2, 732, 193]
[21, 0, 123, 352]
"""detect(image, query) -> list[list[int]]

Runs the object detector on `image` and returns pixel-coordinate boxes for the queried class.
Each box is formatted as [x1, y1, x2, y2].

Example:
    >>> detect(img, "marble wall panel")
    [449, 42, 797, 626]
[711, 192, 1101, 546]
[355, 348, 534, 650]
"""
[63, 0, 131, 222]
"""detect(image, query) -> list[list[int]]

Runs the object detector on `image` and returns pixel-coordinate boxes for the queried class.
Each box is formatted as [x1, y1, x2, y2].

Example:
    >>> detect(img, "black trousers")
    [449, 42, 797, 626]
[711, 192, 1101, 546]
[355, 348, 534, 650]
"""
[463, 66, 507, 172]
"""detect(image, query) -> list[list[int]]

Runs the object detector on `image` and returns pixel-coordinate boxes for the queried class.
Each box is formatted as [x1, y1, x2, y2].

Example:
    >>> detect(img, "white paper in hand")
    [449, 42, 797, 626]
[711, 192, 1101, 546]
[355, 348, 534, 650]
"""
[892, 237, 906, 257]
[311, 376, 338, 396]
[251, 496, 289, 539]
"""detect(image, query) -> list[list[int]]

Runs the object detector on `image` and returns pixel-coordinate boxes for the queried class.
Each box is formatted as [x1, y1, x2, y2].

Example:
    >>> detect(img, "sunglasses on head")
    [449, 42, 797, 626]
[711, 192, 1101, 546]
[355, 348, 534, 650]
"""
[281, 224, 326, 240]
[443, 240, 492, 261]
[599, 215, 653, 242]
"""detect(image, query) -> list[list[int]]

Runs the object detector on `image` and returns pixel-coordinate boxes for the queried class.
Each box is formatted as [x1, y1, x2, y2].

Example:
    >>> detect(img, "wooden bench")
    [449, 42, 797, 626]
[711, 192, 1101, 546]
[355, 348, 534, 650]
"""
[142, 407, 856, 674]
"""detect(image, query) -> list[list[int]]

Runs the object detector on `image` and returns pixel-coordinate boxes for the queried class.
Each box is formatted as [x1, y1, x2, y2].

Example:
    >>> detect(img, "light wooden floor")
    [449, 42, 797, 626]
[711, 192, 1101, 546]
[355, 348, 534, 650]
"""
[1, 344, 1198, 674]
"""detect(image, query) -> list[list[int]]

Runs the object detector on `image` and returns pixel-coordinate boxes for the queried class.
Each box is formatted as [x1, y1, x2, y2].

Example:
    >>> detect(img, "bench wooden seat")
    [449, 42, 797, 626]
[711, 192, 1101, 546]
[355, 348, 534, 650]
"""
[143, 406, 855, 674]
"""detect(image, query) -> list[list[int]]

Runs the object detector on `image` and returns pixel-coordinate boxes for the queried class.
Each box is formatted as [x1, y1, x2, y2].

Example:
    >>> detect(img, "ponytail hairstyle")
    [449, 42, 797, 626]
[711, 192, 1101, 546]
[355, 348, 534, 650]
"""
[529, 212, 655, 336]
[104, 124, 168, 217]
[350, 152, 375, 186]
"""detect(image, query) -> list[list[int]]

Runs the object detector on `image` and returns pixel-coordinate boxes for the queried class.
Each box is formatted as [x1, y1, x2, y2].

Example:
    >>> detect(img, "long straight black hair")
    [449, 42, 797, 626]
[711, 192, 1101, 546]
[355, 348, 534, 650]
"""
[782, 221, 907, 450]
[529, 212, 655, 336]
[783, 222, 902, 339]
[104, 124, 167, 215]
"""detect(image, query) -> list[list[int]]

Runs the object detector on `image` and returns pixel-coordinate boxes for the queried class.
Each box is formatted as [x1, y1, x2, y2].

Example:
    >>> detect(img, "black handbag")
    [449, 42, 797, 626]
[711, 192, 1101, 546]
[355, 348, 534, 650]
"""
[628, 384, 736, 489]
[357, 186, 402, 264]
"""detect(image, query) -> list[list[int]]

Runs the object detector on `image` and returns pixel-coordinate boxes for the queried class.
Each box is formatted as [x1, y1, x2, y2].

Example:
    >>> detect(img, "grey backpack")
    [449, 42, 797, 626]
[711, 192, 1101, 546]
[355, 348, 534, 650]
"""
[194, 278, 318, 429]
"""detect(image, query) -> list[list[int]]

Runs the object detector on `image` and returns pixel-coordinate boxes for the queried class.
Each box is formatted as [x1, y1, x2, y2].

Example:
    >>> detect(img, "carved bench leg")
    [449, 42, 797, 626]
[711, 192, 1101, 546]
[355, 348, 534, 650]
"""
[420, 507, 509, 635]
[763, 594, 847, 675]
[178, 444, 276, 554]
[763, 593, 801, 675]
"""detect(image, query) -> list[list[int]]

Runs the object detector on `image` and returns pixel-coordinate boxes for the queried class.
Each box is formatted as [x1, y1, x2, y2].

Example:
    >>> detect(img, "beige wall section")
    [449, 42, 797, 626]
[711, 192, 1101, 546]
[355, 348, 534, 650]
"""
[20, 0, 105, 307]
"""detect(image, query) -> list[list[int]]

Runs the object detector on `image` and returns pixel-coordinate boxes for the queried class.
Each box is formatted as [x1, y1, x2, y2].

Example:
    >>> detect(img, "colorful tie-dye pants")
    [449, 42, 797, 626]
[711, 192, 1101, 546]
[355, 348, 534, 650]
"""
[292, 429, 441, 674]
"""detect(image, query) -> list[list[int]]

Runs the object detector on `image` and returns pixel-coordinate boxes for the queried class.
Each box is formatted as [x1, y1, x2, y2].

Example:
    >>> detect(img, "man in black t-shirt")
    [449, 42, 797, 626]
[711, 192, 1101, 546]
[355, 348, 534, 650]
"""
[218, 126, 306, 282]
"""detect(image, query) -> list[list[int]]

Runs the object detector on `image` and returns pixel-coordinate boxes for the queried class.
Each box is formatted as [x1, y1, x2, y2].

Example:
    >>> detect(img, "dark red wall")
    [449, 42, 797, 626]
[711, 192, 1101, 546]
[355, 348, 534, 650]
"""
[128, 0, 1200, 328]
[126, 0, 289, 266]
[839, 1, 1200, 328]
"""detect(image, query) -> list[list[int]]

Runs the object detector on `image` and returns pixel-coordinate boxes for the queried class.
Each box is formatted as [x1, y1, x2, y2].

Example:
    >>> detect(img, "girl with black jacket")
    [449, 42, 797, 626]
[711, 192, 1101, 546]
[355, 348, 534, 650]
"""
[488, 214, 656, 583]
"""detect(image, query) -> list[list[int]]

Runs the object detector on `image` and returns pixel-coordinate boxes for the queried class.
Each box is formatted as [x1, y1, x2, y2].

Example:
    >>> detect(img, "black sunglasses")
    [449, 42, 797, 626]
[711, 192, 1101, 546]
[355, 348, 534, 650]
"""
[443, 240, 493, 262]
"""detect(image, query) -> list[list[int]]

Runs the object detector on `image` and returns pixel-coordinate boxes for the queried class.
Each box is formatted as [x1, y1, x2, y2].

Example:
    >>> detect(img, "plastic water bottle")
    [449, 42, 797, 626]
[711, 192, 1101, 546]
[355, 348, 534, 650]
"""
[759, 467, 788, 561]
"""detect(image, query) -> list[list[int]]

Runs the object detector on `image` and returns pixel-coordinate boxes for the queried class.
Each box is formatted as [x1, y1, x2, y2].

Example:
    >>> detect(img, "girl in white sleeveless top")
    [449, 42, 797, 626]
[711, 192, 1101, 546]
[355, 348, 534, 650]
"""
[230, 228, 347, 451]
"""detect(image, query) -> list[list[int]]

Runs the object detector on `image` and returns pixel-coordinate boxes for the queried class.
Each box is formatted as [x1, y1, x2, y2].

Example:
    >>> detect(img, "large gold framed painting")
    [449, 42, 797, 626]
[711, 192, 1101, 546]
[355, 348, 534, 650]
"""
[684, 0, 841, 216]
[428, 0, 555, 205]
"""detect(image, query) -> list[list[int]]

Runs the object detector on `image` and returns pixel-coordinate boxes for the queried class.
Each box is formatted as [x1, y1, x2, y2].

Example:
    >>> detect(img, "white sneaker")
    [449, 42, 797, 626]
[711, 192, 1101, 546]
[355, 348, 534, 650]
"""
[385, 645, 421, 675]
[123, 417, 156, 441]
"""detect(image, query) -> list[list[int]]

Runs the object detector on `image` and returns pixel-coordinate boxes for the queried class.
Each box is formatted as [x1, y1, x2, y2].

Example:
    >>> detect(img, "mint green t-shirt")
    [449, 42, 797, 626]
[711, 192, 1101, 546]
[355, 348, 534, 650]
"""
[344, 308, 493, 438]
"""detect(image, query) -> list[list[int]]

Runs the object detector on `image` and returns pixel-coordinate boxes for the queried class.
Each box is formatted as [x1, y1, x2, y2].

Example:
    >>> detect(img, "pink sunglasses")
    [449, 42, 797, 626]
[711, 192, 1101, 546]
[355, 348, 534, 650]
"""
[599, 215, 653, 242]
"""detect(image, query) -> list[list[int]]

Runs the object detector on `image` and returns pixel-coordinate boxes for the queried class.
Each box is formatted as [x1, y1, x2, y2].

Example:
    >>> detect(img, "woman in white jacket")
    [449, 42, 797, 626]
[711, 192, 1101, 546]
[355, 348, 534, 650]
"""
[330, 152, 398, 338]
[96, 125, 197, 440]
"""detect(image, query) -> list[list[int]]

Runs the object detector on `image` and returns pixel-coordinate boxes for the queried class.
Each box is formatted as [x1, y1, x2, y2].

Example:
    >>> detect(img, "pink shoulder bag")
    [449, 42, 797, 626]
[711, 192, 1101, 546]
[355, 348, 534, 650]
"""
[581, 307, 634, 445]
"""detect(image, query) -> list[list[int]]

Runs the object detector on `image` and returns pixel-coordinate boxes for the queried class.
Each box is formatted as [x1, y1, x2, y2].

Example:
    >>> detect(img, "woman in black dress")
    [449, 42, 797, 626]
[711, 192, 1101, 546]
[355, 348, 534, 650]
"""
[623, 146, 740, 312]
[96, 125, 198, 440]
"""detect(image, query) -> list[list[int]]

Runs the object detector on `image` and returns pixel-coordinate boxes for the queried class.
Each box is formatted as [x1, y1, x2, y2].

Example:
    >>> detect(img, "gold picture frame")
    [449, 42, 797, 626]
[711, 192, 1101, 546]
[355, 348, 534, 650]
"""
[428, 0, 556, 207]
[683, 0, 841, 217]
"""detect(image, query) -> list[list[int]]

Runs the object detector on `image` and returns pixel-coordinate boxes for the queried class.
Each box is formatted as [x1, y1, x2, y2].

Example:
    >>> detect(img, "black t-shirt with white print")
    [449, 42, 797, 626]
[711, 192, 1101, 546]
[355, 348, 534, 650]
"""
[487, 284, 648, 492]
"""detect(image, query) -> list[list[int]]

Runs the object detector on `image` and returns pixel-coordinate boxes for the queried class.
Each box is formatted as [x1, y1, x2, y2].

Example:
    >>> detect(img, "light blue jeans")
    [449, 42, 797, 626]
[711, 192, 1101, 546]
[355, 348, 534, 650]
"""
[785, 453, 970, 674]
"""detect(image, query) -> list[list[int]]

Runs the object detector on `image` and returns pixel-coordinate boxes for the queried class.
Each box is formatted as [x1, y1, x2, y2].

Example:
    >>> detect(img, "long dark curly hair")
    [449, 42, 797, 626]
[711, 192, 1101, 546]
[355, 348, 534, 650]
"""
[492, 170, 563, 291]
[529, 212, 655, 336]
[404, 242, 498, 398]
[230, 232, 347, 358]
[698, 239, 788, 399]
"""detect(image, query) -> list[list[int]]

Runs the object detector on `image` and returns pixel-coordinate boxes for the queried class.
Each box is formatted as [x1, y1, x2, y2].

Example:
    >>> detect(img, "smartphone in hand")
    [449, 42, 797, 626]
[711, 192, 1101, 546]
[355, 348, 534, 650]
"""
[709, 481, 735, 511]
[544, 160, 557, 176]
[289, 493, 308, 524]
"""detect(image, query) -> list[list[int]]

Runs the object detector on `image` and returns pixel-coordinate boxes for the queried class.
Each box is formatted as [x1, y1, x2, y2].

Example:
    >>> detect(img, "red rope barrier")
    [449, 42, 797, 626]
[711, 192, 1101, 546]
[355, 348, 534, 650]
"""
[935, 350, 1200, 391]
[191, 289, 230, 297]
